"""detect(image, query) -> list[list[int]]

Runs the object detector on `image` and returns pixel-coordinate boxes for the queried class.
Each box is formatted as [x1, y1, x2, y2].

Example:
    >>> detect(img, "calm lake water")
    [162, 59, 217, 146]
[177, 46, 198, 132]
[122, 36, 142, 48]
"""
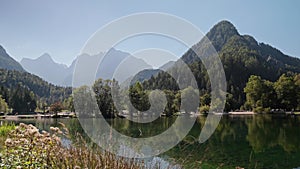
[1, 114, 300, 169]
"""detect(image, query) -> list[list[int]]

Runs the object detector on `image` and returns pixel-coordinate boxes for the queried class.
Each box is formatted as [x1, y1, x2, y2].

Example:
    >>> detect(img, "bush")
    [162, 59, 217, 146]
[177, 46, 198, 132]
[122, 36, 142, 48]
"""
[0, 123, 141, 169]
[199, 105, 210, 114]
[253, 106, 271, 113]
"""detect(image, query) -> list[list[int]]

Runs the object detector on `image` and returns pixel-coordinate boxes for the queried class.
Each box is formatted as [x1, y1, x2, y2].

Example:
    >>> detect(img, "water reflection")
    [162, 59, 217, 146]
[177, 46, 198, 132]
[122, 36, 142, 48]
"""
[1, 115, 300, 168]
[247, 115, 300, 153]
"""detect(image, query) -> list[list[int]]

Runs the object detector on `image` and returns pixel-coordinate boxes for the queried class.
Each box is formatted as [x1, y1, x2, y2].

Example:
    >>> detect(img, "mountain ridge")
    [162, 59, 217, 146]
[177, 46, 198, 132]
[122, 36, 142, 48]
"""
[21, 48, 152, 86]
[143, 20, 300, 111]
[21, 53, 69, 85]
[0, 45, 25, 72]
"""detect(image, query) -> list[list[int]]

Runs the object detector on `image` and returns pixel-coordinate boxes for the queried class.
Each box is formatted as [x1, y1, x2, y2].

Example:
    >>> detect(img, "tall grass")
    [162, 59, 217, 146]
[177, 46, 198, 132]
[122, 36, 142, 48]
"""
[0, 122, 15, 137]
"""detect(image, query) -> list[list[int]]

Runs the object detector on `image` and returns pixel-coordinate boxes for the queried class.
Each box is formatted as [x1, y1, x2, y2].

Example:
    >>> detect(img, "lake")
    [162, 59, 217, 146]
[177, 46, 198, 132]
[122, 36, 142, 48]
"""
[1, 114, 300, 169]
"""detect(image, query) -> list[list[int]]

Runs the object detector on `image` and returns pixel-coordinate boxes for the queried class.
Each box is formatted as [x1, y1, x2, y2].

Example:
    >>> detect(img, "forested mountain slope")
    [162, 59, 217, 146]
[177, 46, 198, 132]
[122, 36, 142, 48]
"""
[143, 20, 300, 110]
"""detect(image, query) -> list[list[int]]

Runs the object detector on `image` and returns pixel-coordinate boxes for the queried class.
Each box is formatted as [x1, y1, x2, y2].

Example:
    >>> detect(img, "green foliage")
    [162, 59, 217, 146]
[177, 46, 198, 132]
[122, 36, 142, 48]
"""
[274, 74, 298, 110]
[63, 96, 75, 112]
[163, 90, 179, 116]
[0, 123, 15, 137]
[200, 93, 211, 106]
[73, 79, 122, 118]
[9, 85, 37, 113]
[246, 115, 300, 153]
[244, 74, 300, 112]
[129, 82, 150, 113]
[73, 85, 99, 118]
[0, 69, 72, 104]
[93, 79, 120, 118]
[181, 86, 199, 113]
[0, 95, 8, 113]
[253, 106, 271, 114]
[199, 105, 210, 114]
[0, 69, 72, 113]
[244, 75, 276, 112]
[294, 74, 300, 109]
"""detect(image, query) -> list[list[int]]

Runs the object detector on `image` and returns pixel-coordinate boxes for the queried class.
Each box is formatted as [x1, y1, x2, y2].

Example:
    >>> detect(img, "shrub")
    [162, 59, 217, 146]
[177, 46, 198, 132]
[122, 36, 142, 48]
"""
[0, 123, 141, 169]
[199, 105, 210, 114]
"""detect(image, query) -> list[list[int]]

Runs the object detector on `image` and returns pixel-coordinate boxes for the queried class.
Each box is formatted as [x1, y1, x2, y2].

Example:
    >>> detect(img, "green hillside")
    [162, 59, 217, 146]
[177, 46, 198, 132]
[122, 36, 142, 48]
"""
[0, 69, 72, 112]
[143, 20, 300, 111]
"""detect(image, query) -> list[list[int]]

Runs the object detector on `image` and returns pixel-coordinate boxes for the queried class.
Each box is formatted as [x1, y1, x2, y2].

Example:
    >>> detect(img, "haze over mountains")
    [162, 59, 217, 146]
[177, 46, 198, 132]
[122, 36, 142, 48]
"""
[20, 48, 154, 86]
[21, 53, 68, 85]
[1, 20, 300, 93]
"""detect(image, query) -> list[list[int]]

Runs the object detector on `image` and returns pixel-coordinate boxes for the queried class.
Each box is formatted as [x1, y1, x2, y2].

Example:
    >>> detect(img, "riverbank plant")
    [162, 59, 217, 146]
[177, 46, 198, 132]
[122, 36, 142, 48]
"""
[0, 123, 141, 169]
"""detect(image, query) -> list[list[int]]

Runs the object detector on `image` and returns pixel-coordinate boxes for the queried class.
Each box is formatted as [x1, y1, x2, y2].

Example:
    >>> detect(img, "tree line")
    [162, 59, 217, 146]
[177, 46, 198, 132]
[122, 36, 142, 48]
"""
[70, 72, 300, 118]
[0, 69, 72, 114]
[244, 74, 300, 113]
[1, 70, 299, 116]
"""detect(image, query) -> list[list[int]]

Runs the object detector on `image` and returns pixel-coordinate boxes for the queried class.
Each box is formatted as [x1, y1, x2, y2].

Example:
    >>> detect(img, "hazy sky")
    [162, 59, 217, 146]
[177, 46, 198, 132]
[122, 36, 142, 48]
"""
[0, 0, 299, 66]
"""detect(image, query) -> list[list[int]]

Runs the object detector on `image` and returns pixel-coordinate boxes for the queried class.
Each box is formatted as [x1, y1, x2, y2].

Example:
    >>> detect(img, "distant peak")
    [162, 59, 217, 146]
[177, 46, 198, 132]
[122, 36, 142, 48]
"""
[205, 20, 240, 51]
[212, 20, 238, 33]
[216, 20, 237, 28]
[40, 53, 51, 58]
[107, 47, 127, 55]
[38, 53, 54, 61]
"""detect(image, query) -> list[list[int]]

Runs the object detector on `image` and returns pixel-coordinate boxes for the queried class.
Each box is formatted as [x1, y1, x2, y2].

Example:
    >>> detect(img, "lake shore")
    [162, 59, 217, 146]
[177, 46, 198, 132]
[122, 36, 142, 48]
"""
[1, 111, 299, 120]
[0, 112, 77, 120]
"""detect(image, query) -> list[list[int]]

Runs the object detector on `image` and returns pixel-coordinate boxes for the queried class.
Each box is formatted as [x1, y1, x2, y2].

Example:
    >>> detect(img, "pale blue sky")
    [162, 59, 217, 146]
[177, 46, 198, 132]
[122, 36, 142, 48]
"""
[0, 0, 299, 66]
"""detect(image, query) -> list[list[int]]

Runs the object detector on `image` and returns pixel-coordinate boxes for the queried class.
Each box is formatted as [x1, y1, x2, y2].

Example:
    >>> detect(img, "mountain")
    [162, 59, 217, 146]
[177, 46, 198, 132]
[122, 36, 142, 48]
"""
[181, 20, 300, 74]
[160, 61, 176, 70]
[0, 68, 72, 105]
[62, 48, 152, 86]
[20, 48, 153, 86]
[0, 45, 24, 71]
[129, 61, 176, 85]
[21, 53, 68, 85]
[143, 20, 300, 111]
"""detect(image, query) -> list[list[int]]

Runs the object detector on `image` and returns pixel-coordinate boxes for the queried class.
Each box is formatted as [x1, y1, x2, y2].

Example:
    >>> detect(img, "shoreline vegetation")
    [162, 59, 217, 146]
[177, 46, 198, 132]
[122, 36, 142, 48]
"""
[0, 112, 77, 120]
[0, 122, 190, 169]
[0, 123, 143, 169]
[1, 72, 300, 122]
[0, 115, 299, 169]
[1, 110, 300, 121]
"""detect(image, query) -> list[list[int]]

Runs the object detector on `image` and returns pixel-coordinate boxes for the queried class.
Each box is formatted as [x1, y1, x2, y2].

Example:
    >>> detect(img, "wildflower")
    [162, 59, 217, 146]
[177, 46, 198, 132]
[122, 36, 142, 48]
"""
[29, 129, 39, 136]
[28, 124, 36, 130]
[5, 138, 12, 146]
[57, 129, 63, 134]
[42, 130, 50, 137]
[50, 127, 59, 132]
[19, 123, 26, 128]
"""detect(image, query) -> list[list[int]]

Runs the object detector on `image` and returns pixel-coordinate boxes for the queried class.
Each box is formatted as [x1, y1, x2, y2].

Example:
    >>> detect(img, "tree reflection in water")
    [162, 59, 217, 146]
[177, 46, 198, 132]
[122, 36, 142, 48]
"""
[2, 115, 300, 169]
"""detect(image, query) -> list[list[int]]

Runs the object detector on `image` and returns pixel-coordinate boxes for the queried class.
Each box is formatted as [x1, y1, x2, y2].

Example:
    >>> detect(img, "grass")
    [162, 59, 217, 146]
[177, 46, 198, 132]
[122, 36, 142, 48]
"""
[0, 122, 15, 137]
[0, 122, 15, 151]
